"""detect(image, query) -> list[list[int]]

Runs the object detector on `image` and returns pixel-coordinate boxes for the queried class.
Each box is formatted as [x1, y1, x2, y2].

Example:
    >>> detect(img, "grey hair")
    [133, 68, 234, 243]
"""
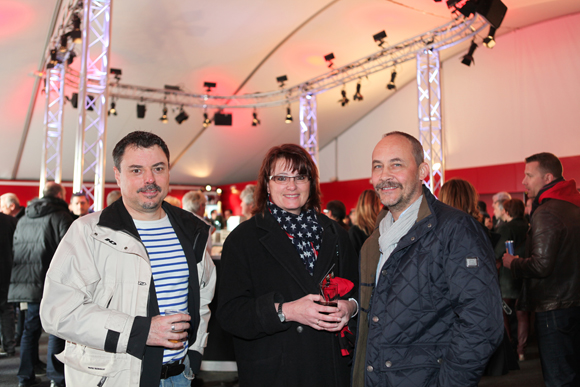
[492, 191, 511, 203]
[182, 191, 206, 213]
[240, 184, 256, 205]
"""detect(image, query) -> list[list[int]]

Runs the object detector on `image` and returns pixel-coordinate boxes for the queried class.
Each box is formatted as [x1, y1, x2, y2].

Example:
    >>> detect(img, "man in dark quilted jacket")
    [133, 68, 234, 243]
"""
[352, 132, 503, 387]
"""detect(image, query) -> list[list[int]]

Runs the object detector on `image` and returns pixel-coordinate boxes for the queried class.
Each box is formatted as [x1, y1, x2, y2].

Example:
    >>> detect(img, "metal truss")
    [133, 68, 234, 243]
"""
[299, 95, 318, 165]
[39, 65, 67, 197]
[109, 14, 488, 109]
[417, 49, 444, 197]
[72, 0, 112, 211]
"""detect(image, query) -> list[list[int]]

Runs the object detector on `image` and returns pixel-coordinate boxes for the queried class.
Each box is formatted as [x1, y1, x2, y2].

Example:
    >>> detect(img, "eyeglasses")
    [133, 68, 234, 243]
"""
[269, 175, 310, 185]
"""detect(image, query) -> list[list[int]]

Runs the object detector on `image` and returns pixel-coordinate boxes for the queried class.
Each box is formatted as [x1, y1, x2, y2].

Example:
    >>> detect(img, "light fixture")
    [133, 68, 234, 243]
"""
[205, 185, 212, 191]
[339, 89, 349, 107]
[204, 82, 217, 93]
[373, 30, 387, 47]
[203, 112, 211, 128]
[175, 106, 189, 124]
[432, 162, 442, 171]
[276, 75, 288, 88]
[70, 14, 82, 44]
[66, 51, 76, 66]
[324, 53, 335, 68]
[47, 49, 59, 69]
[216, 188, 222, 194]
[110, 68, 122, 82]
[285, 106, 293, 124]
[59, 34, 68, 53]
[108, 101, 117, 116]
[483, 26, 496, 49]
[160, 105, 168, 123]
[353, 82, 363, 101]
[387, 70, 397, 90]
[461, 40, 478, 66]
[136, 103, 146, 119]
[252, 109, 260, 126]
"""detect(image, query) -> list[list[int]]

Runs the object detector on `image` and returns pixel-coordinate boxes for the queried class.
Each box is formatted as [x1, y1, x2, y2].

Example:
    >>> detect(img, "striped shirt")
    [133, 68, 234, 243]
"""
[134, 215, 189, 364]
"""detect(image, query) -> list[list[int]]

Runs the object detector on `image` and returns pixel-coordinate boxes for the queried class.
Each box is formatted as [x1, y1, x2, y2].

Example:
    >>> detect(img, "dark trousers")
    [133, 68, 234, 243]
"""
[47, 334, 65, 386]
[17, 303, 42, 383]
[0, 295, 16, 354]
[536, 307, 580, 387]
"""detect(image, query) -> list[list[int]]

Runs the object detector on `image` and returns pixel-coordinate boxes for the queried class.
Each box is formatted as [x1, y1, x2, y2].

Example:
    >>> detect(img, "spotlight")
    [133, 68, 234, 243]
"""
[160, 106, 168, 123]
[136, 104, 146, 119]
[110, 68, 122, 82]
[276, 75, 288, 88]
[216, 188, 222, 194]
[175, 107, 189, 124]
[70, 14, 82, 44]
[353, 82, 363, 101]
[203, 113, 211, 128]
[483, 26, 497, 48]
[461, 40, 478, 66]
[387, 70, 397, 90]
[47, 49, 59, 69]
[108, 101, 117, 116]
[339, 89, 349, 107]
[324, 53, 335, 68]
[204, 82, 217, 93]
[205, 185, 212, 192]
[214, 112, 232, 126]
[66, 51, 76, 66]
[454, 0, 477, 18]
[373, 30, 387, 47]
[59, 34, 68, 53]
[252, 109, 260, 126]
[285, 107, 293, 124]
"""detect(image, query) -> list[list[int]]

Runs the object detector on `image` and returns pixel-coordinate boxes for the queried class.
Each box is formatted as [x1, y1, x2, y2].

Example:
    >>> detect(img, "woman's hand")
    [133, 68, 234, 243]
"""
[325, 299, 356, 332]
[279, 295, 354, 331]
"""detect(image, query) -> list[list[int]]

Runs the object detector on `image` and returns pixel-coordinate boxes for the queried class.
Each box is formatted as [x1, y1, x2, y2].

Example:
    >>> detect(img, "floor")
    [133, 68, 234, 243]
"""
[0, 333, 544, 387]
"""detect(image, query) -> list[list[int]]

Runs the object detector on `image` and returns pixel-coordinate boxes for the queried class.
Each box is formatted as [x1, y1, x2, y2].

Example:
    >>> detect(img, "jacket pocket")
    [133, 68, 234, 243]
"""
[416, 249, 436, 312]
[57, 341, 131, 377]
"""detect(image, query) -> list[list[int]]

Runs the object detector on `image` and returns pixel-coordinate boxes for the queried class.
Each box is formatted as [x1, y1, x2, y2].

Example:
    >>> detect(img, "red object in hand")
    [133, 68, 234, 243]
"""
[328, 276, 354, 297]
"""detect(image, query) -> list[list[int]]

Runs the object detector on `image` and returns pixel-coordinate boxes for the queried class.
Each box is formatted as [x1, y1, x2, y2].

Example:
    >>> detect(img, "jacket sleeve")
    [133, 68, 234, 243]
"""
[188, 249, 216, 372]
[40, 220, 140, 355]
[493, 224, 511, 261]
[438, 216, 504, 386]
[511, 209, 562, 279]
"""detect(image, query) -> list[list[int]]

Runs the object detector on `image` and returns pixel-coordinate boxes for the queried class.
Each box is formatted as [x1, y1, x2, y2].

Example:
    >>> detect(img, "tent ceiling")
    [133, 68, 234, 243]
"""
[1, 0, 579, 185]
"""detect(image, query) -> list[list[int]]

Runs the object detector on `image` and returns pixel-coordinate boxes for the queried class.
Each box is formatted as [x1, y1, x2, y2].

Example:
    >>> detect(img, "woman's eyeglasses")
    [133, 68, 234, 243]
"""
[269, 175, 310, 185]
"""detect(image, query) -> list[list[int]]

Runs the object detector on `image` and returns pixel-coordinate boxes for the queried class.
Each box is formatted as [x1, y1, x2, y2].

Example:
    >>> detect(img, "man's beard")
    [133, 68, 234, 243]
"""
[137, 183, 163, 210]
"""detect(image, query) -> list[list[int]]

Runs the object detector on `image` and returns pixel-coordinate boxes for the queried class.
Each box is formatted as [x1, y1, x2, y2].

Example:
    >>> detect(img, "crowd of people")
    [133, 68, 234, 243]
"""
[0, 130, 578, 387]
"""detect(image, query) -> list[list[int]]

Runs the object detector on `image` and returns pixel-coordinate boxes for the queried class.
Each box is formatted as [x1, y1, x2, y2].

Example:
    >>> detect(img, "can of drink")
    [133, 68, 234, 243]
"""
[505, 240, 514, 255]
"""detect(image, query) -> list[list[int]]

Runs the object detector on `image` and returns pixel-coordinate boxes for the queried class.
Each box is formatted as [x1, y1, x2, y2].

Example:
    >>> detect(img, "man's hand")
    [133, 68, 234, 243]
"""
[502, 253, 519, 269]
[146, 314, 191, 349]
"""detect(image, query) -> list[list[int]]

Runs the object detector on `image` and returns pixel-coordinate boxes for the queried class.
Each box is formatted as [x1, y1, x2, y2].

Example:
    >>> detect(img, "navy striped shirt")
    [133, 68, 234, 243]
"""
[134, 215, 189, 364]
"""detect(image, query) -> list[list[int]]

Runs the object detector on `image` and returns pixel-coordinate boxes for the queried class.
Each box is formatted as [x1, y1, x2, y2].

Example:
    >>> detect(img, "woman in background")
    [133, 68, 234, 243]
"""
[348, 189, 382, 255]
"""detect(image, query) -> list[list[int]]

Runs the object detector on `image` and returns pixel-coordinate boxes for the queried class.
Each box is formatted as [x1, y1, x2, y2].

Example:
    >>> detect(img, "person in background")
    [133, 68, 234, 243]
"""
[223, 209, 232, 222]
[503, 152, 580, 386]
[9, 182, 73, 387]
[210, 209, 224, 230]
[524, 197, 533, 223]
[495, 198, 529, 361]
[183, 190, 213, 255]
[69, 191, 91, 219]
[239, 184, 256, 221]
[164, 195, 181, 208]
[0, 212, 17, 358]
[348, 189, 381, 255]
[1, 193, 25, 220]
[106, 190, 122, 207]
[492, 192, 512, 231]
[347, 209, 356, 229]
[218, 144, 358, 387]
[326, 200, 349, 230]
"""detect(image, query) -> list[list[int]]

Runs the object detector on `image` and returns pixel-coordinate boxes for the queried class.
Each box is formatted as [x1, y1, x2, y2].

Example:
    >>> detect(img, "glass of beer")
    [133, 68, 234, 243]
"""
[165, 309, 188, 343]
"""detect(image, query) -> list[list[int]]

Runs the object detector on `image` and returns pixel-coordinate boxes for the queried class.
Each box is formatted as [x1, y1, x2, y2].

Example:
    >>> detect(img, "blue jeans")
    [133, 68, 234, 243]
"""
[17, 303, 42, 383]
[47, 334, 65, 386]
[159, 355, 192, 387]
[536, 307, 580, 387]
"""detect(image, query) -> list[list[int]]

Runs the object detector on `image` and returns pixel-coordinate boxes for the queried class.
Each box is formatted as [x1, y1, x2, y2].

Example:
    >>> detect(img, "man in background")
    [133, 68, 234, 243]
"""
[1, 193, 25, 220]
[0, 212, 17, 358]
[69, 191, 91, 219]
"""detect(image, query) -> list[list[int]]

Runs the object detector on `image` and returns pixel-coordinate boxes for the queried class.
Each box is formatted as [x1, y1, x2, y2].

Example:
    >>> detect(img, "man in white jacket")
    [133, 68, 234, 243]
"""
[40, 131, 216, 387]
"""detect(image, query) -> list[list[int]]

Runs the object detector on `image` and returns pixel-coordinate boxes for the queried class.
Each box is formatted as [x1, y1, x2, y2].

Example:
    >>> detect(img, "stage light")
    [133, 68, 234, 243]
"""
[59, 35, 68, 53]
[353, 82, 363, 101]
[277, 75, 288, 88]
[432, 162, 442, 171]
[214, 112, 232, 126]
[461, 40, 478, 66]
[252, 109, 260, 126]
[108, 101, 117, 116]
[373, 30, 387, 47]
[483, 26, 496, 48]
[387, 70, 397, 90]
[339, 89, 349, 107]
[203, 113, 211, 128]
[160, 106, 168, 123]
[285, 107, 293, 124]
[204, 82, 217, 93]
[164, 85, 181, 91]
[136, 104, 146, 119]
[175, 107, 189, 124]
[205, 185, 212, 191]
[47, 49, 59, 69]
[66, 51, 76, 66]
[70, 14, 82, 44]
[216, 188, 222, 194]
[110, 68, 122, 82]
[324, 53, 335, 68]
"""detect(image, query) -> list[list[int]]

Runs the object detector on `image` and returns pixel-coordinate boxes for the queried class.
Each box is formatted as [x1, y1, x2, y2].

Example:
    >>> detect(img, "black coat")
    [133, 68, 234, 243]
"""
[0, 213, 17, 300]
[494, 217, 528, 299]
[217, 210, 358, 387]
[8, 196, 73, 303]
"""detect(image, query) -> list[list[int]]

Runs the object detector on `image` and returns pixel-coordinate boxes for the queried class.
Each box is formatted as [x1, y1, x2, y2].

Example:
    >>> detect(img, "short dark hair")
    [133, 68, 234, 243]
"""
[43, 182, 65, 199]
[525, 152, 562, 179]
[326, 200, 346, 221]
[112, 131, 170, 170]
[71, 191, 89, 200]
[254, 144, 321, 215]
[383, 131, 424, 167]
[504, 198, 525, 219]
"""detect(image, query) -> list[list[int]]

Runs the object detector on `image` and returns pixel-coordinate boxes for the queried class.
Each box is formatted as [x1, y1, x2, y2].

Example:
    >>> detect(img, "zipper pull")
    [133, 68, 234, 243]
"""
[97, 376, 107, 387]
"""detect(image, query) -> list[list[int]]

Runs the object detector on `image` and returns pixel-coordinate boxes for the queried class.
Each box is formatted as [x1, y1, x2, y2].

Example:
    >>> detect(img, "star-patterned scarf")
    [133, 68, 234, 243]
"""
[267, 200, 324, 275]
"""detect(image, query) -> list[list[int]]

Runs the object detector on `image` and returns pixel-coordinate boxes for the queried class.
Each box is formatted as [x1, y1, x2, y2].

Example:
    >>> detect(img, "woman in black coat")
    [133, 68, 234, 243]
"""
[217, 144, 358, 387]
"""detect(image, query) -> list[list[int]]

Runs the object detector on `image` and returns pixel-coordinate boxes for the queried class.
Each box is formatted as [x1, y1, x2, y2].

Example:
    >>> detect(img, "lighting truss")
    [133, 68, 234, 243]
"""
[40, 65, 67, 197]
[109, 14, 489, 109]
[417, 49, 444, 197]
[299, 95, 318, 165]
[72, 0, 112, 211]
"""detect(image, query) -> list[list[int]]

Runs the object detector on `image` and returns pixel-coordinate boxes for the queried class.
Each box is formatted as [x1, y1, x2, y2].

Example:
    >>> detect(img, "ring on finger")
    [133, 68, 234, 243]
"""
[171, 324, 176, 332]
[316, 319, 320, 326]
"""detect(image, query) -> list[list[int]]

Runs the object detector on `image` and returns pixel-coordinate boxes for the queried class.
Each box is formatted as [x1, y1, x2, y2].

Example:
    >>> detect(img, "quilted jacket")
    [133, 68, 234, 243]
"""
[352, 187, 503, 387]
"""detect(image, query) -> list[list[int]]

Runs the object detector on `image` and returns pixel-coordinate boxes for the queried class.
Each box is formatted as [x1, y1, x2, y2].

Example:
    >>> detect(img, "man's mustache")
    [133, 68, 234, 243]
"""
[137, 183, 162, 193]
[375, 181, 402, 190]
